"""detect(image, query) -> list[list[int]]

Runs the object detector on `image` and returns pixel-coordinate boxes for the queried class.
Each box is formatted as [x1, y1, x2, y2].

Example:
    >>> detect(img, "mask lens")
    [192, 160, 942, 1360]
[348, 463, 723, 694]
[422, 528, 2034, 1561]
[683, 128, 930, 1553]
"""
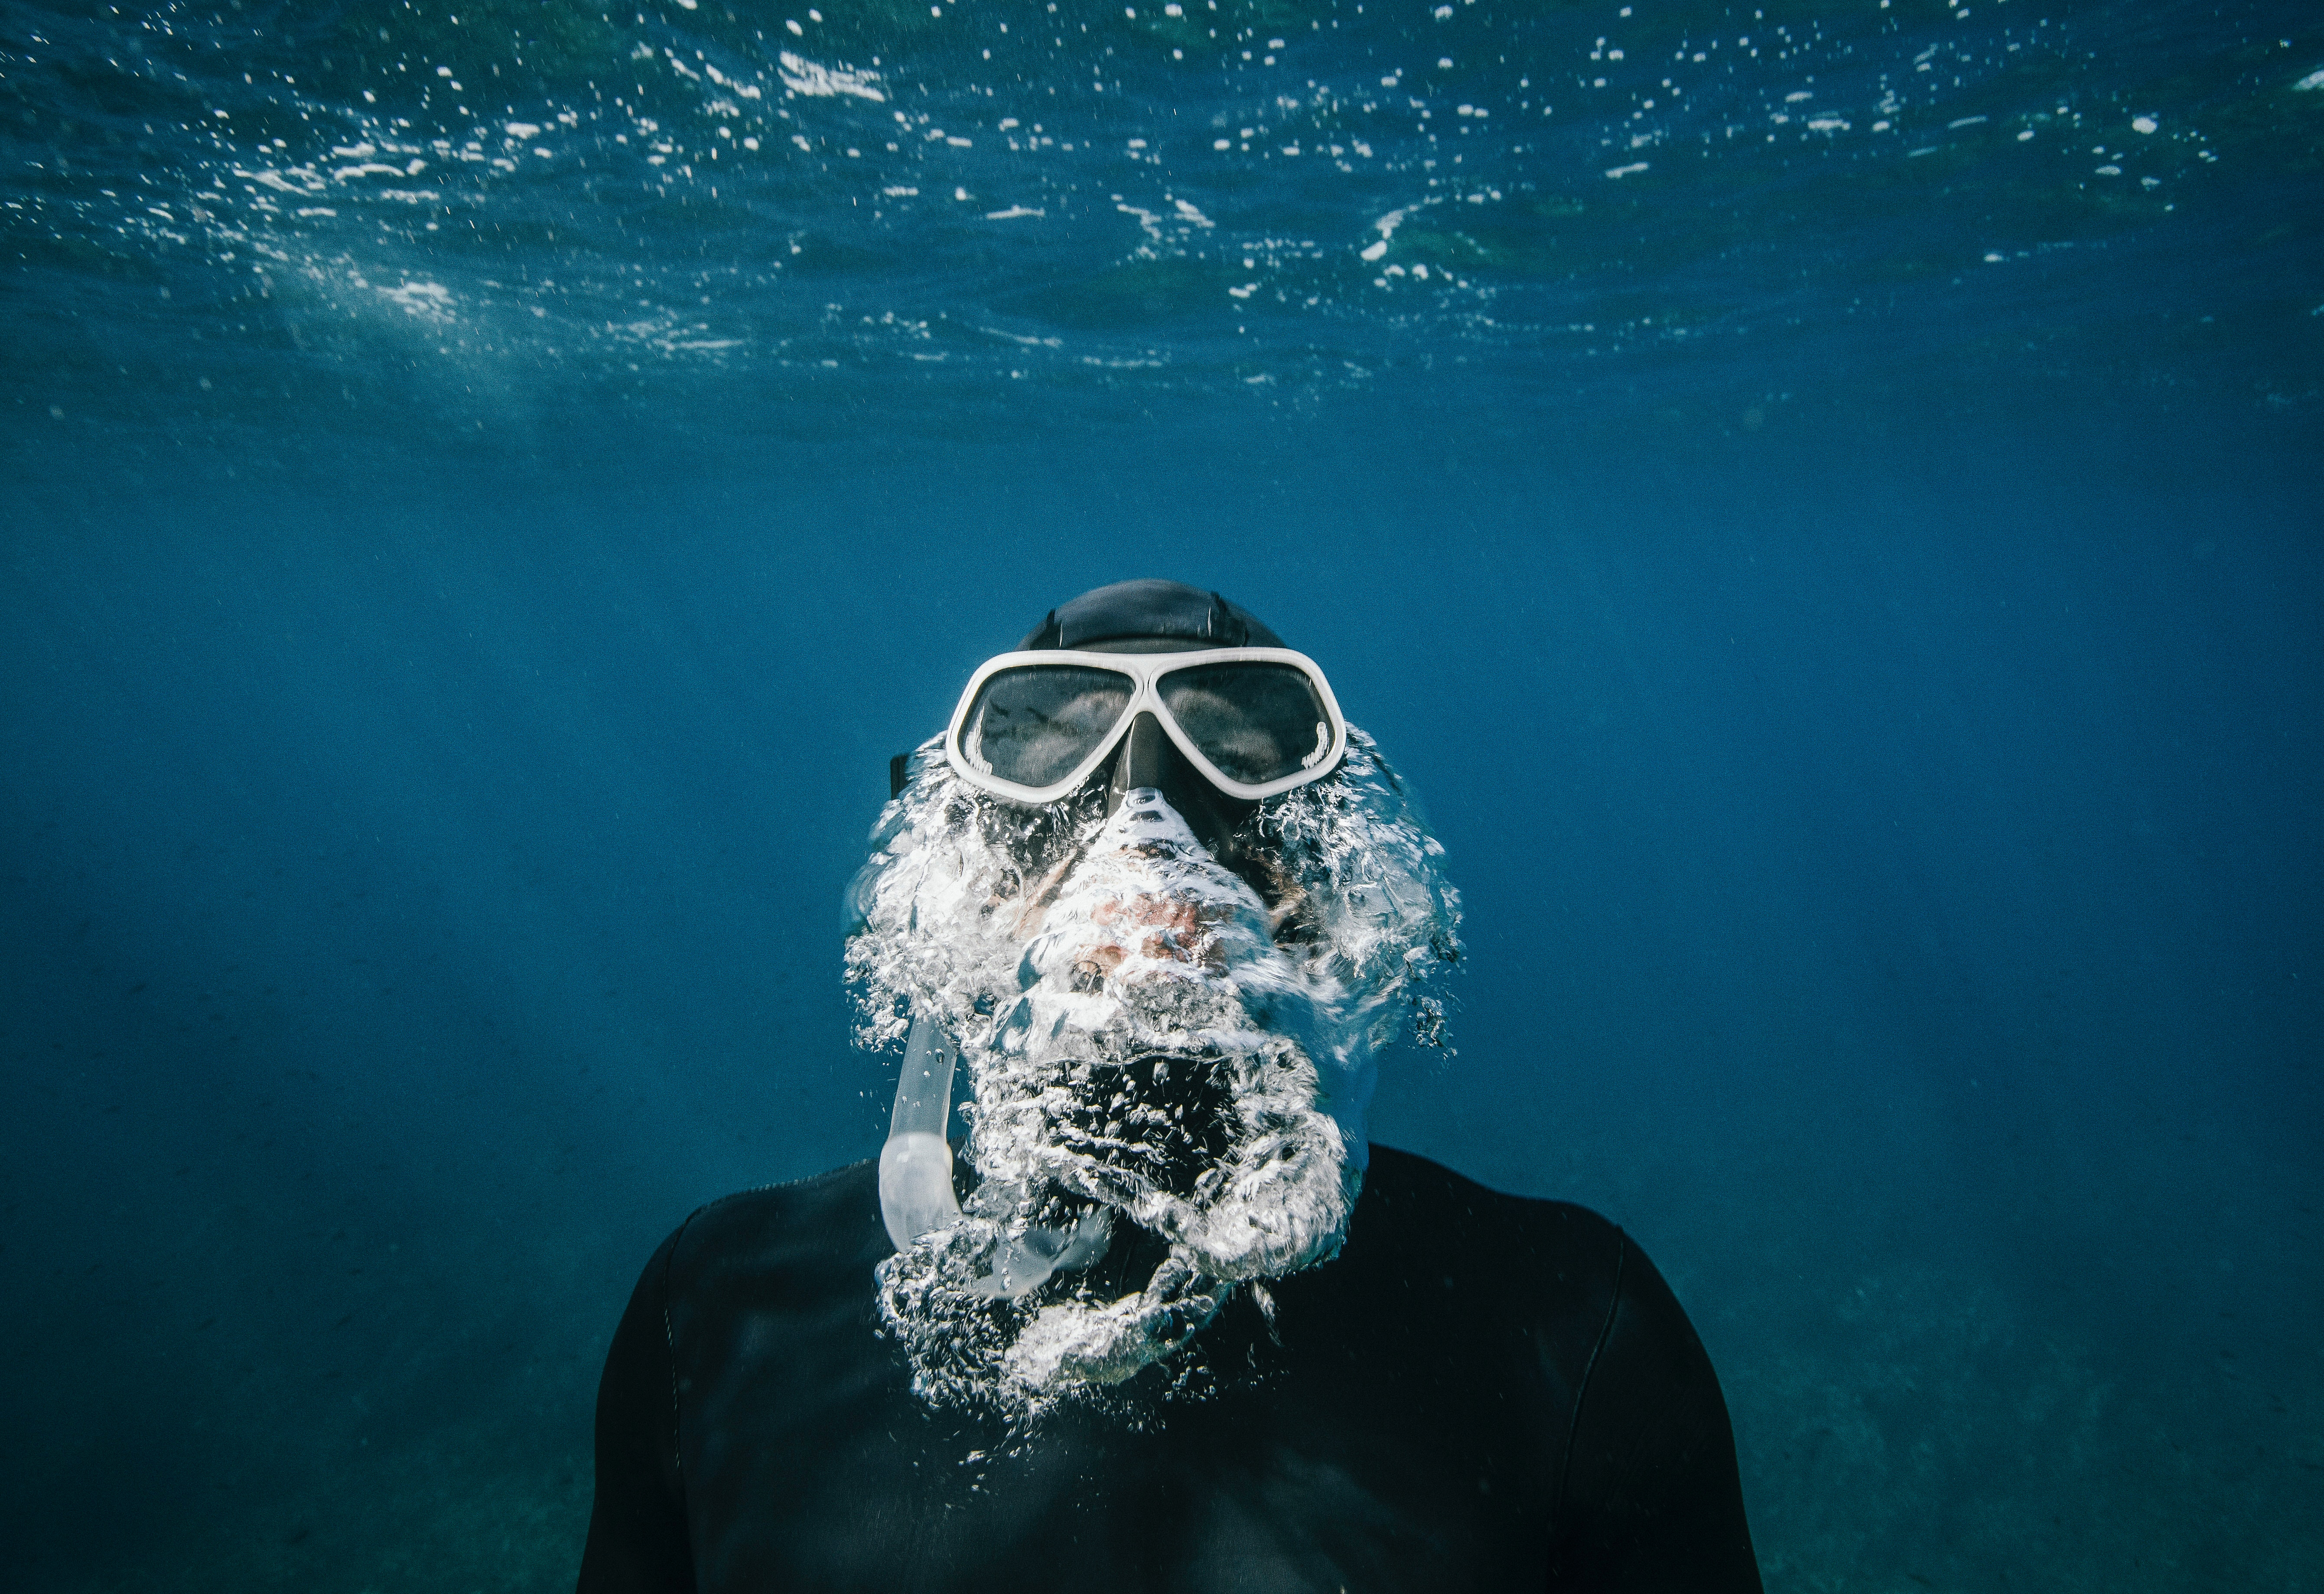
[960, 665, 1134, 790]
[1156, 662, 1334, 786]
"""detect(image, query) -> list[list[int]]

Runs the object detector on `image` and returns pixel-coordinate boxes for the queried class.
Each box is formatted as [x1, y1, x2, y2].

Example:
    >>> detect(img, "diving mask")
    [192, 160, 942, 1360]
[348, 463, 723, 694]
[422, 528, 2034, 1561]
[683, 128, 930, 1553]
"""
[945, 646, 1348, 805]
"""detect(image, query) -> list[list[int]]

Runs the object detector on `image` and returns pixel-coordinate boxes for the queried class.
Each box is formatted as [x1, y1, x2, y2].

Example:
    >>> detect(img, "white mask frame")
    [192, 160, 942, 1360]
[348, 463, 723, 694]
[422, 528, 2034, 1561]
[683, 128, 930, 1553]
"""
[944, 646, 1349, 805]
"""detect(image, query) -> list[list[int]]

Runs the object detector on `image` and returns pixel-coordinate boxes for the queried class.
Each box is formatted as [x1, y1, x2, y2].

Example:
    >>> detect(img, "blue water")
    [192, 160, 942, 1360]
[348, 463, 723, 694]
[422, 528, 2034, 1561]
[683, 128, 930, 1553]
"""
[3, 0, 2321, 1586]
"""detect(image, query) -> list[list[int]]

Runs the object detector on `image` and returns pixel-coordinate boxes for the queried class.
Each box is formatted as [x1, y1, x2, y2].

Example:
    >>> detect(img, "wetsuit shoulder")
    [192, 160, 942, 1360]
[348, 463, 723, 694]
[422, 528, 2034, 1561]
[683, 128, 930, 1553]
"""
[661, 1158, 891, 1299]
[576, 1224, 690, 1594]
[1358, 1142, 1623, 1245]
[1351, 1143, 1632, 1327]
[1549, 1219, 1761, 1588]
[1360, 1145, 1761, 1591]
[578, 1162, 890, 1594]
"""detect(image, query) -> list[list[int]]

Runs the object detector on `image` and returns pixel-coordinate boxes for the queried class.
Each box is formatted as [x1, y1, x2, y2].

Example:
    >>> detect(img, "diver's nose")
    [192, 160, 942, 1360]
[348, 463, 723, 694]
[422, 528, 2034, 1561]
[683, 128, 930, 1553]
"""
[1108, 711, 1176, 802]
[1104, 710, 1259, 874]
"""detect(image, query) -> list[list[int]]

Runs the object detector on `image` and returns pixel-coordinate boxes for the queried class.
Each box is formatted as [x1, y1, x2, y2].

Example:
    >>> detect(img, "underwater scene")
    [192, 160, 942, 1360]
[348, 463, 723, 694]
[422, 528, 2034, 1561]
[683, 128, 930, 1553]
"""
[3, 0, 2320, 1585]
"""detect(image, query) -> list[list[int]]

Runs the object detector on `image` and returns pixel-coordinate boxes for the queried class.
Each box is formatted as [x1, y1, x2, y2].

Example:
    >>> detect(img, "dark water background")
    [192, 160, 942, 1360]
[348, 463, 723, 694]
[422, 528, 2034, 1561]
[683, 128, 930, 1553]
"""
[4, 0, 2321, 1587]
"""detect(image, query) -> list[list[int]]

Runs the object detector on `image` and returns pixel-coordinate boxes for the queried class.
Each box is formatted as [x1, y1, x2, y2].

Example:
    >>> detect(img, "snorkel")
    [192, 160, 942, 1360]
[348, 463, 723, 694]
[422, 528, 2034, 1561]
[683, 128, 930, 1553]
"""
[876, 1012, 960, 1253]
[879, 1008, 1109, 1297]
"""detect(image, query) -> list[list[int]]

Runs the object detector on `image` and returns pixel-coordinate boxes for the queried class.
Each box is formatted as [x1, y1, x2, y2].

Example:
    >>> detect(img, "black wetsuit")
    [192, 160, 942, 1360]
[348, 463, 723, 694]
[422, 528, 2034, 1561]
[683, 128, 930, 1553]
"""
[579, 1145, 1761, 1592]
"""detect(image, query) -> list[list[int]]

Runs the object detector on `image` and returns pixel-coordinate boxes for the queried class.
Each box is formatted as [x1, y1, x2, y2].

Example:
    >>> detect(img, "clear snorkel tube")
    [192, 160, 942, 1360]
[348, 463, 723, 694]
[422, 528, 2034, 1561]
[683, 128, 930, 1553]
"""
[878, 1012, 965, 1252]
[878, 1008, 1109, 1297]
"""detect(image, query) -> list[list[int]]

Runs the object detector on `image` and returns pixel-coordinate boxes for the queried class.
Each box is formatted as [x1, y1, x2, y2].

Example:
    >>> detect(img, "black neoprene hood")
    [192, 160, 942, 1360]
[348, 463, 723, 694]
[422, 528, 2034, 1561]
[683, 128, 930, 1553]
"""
[1019, 579, 1286, 652]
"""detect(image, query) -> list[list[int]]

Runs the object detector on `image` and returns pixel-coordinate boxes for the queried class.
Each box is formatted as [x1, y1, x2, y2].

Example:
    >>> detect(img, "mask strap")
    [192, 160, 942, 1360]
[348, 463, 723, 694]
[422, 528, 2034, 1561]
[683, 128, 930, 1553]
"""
[879, 1011, 963, 1252]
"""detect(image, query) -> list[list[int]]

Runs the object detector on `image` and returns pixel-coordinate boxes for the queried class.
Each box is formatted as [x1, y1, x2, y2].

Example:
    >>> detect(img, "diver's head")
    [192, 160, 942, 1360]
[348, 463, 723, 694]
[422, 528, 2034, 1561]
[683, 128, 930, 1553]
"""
[849, 579, 1459, 1421]
[950, 578, 1342, 877]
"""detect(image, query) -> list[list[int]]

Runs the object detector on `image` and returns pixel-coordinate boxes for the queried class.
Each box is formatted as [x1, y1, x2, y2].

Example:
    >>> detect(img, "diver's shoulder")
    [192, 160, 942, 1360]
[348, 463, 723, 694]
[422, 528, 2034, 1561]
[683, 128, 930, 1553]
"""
[692, 1154, 882, 1215]
[661, 1156, 888, 1285]
[1326, 1145, 1625, 1340]
[1360, 1143, 1625, 1256]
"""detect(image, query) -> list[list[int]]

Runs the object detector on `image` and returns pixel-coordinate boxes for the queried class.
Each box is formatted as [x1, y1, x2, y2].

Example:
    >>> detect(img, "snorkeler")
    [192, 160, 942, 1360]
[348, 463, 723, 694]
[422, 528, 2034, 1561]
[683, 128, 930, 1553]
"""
[579, 580, 1761, 1591]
